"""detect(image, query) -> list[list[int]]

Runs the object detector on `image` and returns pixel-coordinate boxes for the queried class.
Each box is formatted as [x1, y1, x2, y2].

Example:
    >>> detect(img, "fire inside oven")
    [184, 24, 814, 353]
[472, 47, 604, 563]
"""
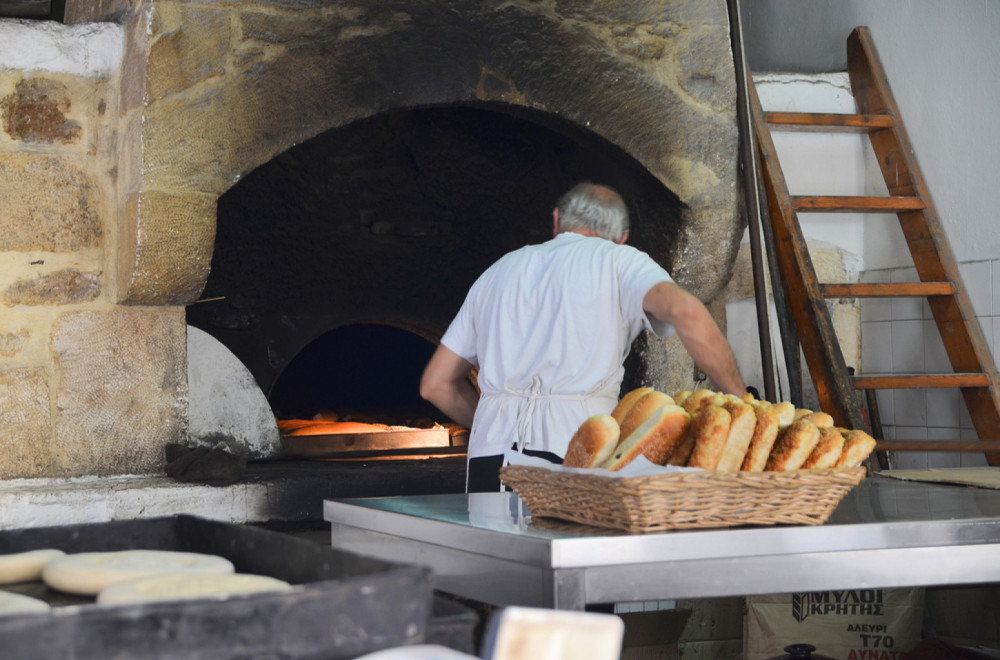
[270, 323, 470, 460]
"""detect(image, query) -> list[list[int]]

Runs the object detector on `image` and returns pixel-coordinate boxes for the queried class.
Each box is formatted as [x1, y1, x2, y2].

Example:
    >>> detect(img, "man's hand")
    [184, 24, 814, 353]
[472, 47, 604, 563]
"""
[642, 281, 747, 396]
[419, 344, 480, 428]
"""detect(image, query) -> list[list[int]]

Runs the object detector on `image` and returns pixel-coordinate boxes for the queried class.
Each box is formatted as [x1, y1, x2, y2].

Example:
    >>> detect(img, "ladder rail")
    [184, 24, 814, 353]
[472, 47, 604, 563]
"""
[847, 27, 1000, 462]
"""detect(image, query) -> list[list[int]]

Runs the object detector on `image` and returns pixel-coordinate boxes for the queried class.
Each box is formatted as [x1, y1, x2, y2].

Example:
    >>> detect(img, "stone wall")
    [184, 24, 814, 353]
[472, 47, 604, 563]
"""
[0, 18, 189, 478]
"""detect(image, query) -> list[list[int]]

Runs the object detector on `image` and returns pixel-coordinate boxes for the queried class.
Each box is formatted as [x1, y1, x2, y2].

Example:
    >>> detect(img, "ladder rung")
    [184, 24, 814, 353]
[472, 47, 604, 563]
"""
[764, 111, 895, 133]
[854, 373, 991, 389]
[792, 196, 926, 212]
[819, 282, 956, 298]
[876, 440, 1000, 453]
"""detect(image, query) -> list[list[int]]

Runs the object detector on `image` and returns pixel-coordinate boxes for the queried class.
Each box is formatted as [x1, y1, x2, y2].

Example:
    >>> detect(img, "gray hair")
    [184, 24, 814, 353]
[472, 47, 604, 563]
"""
[556, 182, 629, 242]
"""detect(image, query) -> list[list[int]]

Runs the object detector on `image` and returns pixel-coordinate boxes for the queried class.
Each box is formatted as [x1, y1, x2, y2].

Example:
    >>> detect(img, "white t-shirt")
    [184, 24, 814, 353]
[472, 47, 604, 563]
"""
[441, 232, 676, 464]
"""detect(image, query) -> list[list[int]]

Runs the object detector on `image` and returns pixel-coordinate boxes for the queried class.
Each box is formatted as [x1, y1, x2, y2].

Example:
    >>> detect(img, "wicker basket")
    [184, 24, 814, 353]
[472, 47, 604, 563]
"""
[499, 465, 866, 533]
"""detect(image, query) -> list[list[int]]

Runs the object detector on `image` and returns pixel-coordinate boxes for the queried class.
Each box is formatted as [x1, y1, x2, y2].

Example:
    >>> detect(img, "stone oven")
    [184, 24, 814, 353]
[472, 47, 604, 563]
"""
[0, 0, 743, 480]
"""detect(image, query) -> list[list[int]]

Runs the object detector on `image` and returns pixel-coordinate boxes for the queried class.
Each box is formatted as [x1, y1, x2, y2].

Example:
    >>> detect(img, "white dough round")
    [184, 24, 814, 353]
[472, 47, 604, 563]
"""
[0, 590, 51, 615]
[0, 549, 66, 585]
[42, 550, 236, 596]
[97, 572, 292, 604]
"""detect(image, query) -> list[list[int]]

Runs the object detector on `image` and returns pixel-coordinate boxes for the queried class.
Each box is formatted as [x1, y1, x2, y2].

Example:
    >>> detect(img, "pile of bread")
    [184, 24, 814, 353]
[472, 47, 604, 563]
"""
[563, 387, 877, 472]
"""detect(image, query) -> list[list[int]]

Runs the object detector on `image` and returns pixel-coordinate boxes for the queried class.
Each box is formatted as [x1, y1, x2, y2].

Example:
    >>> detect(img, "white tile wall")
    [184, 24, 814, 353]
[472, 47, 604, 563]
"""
[960, 260, 992, 319]
[860, 269, 891, 323]
[889, 319, 924, 372]
[861, 258, 1000, 469]
[993, 260, 1000, 315]
[890, 267, 923, 321]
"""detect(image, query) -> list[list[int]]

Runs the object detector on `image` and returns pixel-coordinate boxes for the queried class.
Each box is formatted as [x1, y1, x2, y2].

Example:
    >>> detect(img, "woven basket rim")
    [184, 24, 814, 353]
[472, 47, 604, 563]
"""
[499, 464, 867, 533]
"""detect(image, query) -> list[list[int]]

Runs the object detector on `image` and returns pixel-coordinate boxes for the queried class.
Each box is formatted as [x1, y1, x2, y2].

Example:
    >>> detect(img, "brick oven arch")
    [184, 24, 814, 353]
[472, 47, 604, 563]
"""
[120, 0, 740, 308]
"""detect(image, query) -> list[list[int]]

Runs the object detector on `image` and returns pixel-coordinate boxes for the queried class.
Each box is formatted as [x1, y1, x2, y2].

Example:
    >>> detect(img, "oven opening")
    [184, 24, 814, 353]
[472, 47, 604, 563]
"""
[187, 103, 687, 460]
[270, 323, 471, 459]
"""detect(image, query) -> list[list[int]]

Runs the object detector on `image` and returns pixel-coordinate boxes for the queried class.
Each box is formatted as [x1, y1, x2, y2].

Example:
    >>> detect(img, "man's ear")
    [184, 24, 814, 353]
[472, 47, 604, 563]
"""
[617, 230, 629, 245]
[552, 208, 561, 236]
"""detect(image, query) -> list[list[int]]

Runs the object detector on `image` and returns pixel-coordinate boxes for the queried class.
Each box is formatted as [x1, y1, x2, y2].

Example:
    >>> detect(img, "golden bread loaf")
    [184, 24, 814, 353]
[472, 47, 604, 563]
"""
[563, 415, 621, 469]
[836, 429, 877, 468]
[600, 404, 691, 471]
[562, 388, 877, 474]
[610, 387, 655, 425]
[714, 400, 757, 472]
[618, 390, 675, 440]
[681, 388, 716, 415]
[771, 401, 797, 427]
[802, 426, 845, 469]
[665, 433, 696, 466]
[740, 404, 782, 472]
[685, 405, 732, 470]
[798, 411, 835, 429]
[765, 420, 822, 471]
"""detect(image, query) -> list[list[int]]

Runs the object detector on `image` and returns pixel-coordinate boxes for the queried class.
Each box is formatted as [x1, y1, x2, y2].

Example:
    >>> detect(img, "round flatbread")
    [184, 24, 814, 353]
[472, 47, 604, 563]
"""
[97, 572, 292, 605]
[0, 590, 51, 615]
[0, 549, 66, 585]
[42, 550, 236, 596]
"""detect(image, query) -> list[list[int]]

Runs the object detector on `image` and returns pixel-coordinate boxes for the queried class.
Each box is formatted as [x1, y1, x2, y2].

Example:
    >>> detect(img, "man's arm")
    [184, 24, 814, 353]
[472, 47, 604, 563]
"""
[419, 344, 480, 428]
[642, 281, 747, 396]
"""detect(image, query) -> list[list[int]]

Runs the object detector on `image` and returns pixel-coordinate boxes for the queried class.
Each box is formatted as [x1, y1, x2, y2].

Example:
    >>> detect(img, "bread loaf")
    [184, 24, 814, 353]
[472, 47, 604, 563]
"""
[802, 426, 845, 469]
[797, 410, 835, 429]
[610, 387, 655, 425]
[714, 400, 757, 472]
[618, 390, 675, 440]
[836, 429, 877, 468]
[771, 401, 797, 427]
[600, 404, 691, 471]
[665, 433, 695, 466]
[680, 388, 716, 415]
[740, 404, 781, 472]
[685, 405, 732, 470]
[765, 420, 821, 471]
[563, 415, 619, 468]
[563, 415, 621, 469]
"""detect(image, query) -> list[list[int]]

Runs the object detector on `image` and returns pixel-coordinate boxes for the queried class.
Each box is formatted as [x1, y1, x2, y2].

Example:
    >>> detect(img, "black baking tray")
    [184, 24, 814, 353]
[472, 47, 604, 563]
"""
[0, 515, 434, 660]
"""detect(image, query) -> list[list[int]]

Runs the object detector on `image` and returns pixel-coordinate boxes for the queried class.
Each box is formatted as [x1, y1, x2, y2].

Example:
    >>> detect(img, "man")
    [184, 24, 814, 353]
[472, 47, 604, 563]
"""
[420, 182, 746, 492]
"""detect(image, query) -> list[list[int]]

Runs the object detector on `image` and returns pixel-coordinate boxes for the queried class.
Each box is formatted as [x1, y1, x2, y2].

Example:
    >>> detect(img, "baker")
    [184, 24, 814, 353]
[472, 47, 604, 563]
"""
[420, 182, 747, 492]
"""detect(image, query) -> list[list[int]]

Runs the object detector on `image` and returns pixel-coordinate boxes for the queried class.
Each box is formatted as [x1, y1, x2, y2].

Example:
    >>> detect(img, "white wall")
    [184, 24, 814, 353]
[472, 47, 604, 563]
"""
[742, 0, 1000, 267]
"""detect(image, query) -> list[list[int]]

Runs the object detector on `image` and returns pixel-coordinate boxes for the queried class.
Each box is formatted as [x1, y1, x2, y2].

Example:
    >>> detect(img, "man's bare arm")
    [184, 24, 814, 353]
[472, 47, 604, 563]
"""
[419, 344, 480, 428]
[642, 281, 747, 396]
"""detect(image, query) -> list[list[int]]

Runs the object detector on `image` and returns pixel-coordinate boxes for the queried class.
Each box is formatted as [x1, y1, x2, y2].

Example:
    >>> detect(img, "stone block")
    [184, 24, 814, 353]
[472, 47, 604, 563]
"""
[147, 4, 230, 102]
[117, 190, 216, 305]
[1, 77, 82, 144]
[51, 308, 187, 477]
[0, 153, 101, 252]
[0, 328, 30, 358]
[0, 368, 54, 479]
[120, 10, 150, 116]
[3, 268, 101, 306]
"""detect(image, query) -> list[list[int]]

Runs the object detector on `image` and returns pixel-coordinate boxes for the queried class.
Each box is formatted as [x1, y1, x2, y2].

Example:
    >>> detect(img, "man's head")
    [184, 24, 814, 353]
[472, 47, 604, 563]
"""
[554, 182, 630, 243]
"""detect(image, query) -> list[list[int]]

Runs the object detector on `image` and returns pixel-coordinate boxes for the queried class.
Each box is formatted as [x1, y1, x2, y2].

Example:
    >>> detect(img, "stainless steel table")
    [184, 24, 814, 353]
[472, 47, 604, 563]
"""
[323, 474, 1000, 610]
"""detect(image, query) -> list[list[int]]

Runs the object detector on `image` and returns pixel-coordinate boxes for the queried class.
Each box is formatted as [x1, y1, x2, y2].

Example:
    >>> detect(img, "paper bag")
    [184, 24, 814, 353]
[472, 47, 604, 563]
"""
[744, 588, 924, 660]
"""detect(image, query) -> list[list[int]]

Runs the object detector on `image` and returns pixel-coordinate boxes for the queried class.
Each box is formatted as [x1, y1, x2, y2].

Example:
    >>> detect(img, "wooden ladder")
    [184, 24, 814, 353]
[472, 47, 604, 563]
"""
[747, 26, 1000, 466]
